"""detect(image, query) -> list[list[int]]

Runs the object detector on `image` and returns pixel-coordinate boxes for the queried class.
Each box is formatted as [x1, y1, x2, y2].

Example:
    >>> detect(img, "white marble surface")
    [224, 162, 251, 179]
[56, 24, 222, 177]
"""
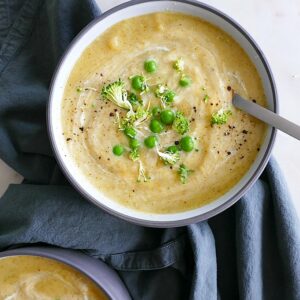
[0, 0, 299, 220]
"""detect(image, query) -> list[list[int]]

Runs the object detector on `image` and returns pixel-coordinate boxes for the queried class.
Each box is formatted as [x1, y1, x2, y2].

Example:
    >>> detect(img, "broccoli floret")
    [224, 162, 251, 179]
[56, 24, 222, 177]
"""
[101, 79, 133, 111]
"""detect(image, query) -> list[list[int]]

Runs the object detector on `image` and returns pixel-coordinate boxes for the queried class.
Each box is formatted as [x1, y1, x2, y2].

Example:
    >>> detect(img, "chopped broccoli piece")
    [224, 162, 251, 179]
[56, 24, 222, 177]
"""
[137, 160, 150, 182]
[155, 85, 176, 106]
[211, 109, 232, 125]
[129, 148, 140, 161]
[156, 148, 180, 165]
[178, 164, 193, 184]
[172, 111, 190, 135]
[173, 57, 184, 72]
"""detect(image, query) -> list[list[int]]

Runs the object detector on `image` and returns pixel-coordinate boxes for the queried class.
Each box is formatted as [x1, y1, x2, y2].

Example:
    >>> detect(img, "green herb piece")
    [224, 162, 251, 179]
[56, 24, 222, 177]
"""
[178, 164, 194, 184]
[76, 87, 83, 93]
[144, 59, 157, 73]
[152, 106, 161, 117]
[203, 94, 210, 103]
[201, 86, 206, 91]
[211, 109, 232, 125]
[180, 136, 194, 152]
[173, 57, 184, 72]
[179, 74, 192, 87]
[155, 85, 176, 106]
[112, 145, 124, 156]
[150, 119, 165, 134]
[131, 75, 149, 92]
[156, 148, 180, 165]
[144, 135, 158, 149]
[172, 111, 189, 135]
[101, 79, 133, 112]
[167, 145, 179, 154]
[160, 109, 175, 125]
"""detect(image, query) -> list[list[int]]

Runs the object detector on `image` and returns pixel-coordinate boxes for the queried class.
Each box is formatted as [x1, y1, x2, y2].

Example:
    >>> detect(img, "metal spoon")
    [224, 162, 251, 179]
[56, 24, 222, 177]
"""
[232, 94, 300, 140]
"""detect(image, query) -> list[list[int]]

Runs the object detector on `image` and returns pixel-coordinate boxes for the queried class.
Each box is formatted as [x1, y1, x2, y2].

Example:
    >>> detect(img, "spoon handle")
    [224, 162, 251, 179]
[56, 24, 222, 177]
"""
[232, 94, 300, 141]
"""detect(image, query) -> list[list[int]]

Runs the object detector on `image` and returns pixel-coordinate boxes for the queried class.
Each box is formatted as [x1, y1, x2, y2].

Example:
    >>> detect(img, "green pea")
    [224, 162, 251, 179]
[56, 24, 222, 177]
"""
[152, 106, 161, 117]
[164, 90, 176, 103]
[180, 136, 194, 152]
[144, 60, 157, 73]
[150, 119, 164, 134]
[179, 75, 192, 87]
[131, 75, 146, 91]
[112, 145, 124, 156]
[129, 138, 140, 149]
[144, 135, 158, 148]
[167, 145, 178, 153]
[124, 127, 136, 138]
[160, 109, 175, 125]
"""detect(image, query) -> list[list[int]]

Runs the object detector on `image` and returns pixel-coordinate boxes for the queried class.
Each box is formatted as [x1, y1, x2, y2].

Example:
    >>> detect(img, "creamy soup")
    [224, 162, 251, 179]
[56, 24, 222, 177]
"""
[0, 256, 108, 300]
[62, 13, 266, 213]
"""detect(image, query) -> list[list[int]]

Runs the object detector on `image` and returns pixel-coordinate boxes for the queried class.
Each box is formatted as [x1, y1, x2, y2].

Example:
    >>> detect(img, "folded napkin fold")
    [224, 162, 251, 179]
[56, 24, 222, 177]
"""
[0, 1, 299, 299]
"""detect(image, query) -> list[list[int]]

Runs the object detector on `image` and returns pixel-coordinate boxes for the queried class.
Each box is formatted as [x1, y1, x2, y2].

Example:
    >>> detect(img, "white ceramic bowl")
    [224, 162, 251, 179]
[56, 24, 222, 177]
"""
[48, 0, 277, 227]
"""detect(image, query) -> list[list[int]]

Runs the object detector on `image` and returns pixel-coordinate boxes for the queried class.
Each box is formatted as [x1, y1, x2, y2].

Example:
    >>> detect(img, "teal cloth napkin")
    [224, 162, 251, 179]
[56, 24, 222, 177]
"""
[0, 1, 299, 299]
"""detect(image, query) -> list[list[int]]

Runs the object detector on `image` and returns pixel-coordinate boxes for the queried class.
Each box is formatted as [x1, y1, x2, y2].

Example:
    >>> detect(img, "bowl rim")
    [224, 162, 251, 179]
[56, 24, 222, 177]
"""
[47, 0, 277, 228]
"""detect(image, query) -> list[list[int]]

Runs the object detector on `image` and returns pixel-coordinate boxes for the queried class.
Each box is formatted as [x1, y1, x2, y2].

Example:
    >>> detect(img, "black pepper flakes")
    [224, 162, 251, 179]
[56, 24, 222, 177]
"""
[257, 147, 260, 151]
[79, 127, 84, 132]
[242, 130, 248, 134]
[227, 151, 231, 155]
[252, 99, 257, 103]
[175, 141, 179, 145]
[66, 138, 72, 141]
[227, 86, 232, 91]
[109, 112, 115, 117]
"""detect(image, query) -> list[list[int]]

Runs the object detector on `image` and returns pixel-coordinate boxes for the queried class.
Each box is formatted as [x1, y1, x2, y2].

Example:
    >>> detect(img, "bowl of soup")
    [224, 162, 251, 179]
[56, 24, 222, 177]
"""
[48, 0, 277, 227]
[0, 246, 131, 300]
